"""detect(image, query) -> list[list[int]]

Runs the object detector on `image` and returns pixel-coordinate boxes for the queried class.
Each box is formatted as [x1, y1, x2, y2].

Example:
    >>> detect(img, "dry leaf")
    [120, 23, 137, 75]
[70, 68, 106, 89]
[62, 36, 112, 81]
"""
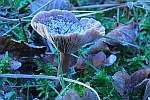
[68, 55, 77, 68]
[75, 52, 116, 69]
[87, 21, 136, 55]
[74, 55, 93, 69]
[42, 54, 55, 63]
[129, 67, 150, 99]
[82, 82, 99, 100]
[8, 58, 21, 70]
[143, 80, 150, 100]
[0, 35, 47, 58]
[131, 67, 150, 87]
[87, 40, 111, 54]
[112, 69, 131, 99]
[30, 0, 71, 13]
[74, 56, 86, 69]
[42, 54, 58, 66]
[103, 21, 136, 46]
[58, 90, 82, 100]
[92, 51, 106, 67]
[104, 54, 116, 66]
[113, 67, 150, 99]
[42, 54, 76, 67]
[0, 54, 21, 70]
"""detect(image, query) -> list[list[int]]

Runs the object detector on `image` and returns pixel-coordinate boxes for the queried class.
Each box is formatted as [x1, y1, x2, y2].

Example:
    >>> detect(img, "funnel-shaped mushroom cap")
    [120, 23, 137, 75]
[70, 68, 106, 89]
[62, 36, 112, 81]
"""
[31, 9, 105, 54]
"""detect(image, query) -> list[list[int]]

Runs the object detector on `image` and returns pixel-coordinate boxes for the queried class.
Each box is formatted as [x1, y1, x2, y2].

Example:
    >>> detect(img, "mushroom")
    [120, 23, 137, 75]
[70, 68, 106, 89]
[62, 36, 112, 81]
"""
[31, 9, 105, 76]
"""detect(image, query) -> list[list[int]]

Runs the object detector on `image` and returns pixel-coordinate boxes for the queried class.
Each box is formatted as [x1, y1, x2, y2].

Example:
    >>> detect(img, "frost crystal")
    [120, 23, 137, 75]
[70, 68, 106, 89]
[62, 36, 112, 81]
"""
[37, 16, 90, 35]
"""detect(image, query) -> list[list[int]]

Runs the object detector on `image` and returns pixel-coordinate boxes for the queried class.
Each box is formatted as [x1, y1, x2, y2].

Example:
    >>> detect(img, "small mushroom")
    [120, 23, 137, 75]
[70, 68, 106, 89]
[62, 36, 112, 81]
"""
[31, 9, 105, 76]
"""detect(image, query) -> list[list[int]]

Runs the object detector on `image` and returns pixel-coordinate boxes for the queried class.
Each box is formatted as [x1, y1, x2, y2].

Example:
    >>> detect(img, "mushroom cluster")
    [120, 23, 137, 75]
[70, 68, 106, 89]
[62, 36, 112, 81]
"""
[31, 9, 105, 76]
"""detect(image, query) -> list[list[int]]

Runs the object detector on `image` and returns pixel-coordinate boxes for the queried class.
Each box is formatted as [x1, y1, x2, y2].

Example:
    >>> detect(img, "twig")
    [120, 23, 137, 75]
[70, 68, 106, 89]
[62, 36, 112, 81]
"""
[71, 53, 100, 72]
[0, 16, 30, 22]
[0, 74, 101, 100]
[117, 8, 120, 23]
[74, 4, 122, 9]
[0, 16, 19, 22]
[75, 4, 126, 18]
[132, 6, 141, 54]
[0, 84, 45, 88]
[18, 14, 28, 42]
[73, 2, 150, 18]
[134, 78, 150, 88]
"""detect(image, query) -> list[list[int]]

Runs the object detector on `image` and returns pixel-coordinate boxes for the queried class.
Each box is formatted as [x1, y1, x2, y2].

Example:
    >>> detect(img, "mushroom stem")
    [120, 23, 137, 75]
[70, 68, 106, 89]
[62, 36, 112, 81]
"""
[57, 52, 70, 76]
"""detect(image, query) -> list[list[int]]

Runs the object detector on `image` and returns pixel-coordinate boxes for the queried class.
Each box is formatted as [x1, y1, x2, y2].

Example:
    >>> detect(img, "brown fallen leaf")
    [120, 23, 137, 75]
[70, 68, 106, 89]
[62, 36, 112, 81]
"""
[87, 40, 111, 54]
[58, 83, 99, 100]
[8, 58, 21, 70]
[92, 51, 106, 67]
[42, 54, 58, 66]
[113, 67, 150, 99]
[75, 52, 116, 69]
[104, 54, 116, 66]
[74, 55, 93, 70]
[68, 55, 77, 68]
[58, 90, 82, 100]
[87, 21, 136, 54]
[112, 69, 132, 100]
[143, 80, 150, 100]
[0, 35, 47, 58]
[103, 21, 136, 46]
[0, 54, 21, 70]
[42, 54, 55, 63]
[42, 54, 76, 67]
[131, 67, 150, 87]
[74, 56, 87, 69]
[82, 82, 99, 100]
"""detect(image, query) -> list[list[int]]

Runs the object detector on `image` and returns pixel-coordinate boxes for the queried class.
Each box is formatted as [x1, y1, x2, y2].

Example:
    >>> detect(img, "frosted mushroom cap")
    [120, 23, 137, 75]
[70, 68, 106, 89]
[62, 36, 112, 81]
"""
[31, 9, 105, 54]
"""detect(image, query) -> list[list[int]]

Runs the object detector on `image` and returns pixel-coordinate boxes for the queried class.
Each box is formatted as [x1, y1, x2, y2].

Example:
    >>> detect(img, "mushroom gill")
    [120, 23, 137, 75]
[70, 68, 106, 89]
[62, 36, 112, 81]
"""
[31, 9, 105, 54]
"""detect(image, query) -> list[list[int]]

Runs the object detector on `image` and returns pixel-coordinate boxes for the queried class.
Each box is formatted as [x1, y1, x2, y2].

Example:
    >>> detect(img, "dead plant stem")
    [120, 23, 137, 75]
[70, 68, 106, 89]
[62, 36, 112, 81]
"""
[0, 16, 19, 22]
[132, 6, 141, 54]
[74, 4, 122, 9]
[17, 11, 28, 42]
